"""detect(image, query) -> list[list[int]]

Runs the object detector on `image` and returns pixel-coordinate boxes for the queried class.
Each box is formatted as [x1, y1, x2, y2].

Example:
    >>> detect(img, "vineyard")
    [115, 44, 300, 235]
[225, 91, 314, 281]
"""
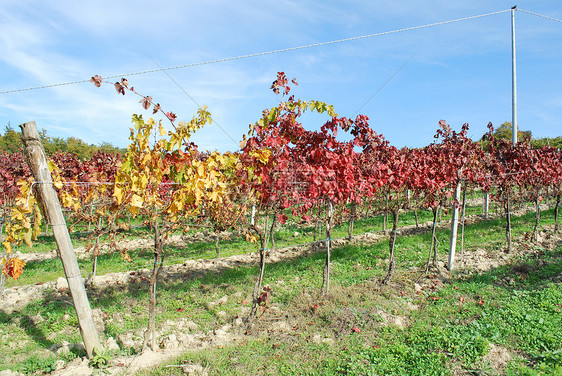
[0, 74, 561, 375]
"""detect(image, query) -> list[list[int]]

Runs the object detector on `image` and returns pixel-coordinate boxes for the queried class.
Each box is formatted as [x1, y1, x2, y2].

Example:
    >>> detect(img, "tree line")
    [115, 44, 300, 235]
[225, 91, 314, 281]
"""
[0, 123, 125, 159]
[480, 121, 562, 149]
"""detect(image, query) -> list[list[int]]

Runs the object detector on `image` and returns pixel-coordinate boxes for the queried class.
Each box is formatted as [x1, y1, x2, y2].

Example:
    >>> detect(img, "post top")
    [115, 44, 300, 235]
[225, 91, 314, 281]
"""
[19, 121, 41, 141]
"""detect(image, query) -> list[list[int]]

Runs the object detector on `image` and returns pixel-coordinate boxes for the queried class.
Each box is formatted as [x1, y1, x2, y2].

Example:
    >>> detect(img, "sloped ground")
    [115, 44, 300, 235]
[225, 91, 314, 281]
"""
[1, 209, 560, 375]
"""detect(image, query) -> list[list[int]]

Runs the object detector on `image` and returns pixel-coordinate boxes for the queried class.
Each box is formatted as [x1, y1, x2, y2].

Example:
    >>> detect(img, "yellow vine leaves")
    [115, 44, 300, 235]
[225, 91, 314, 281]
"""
[113, 109, 232, 227]
[2, 159, 84, 280]
[2, 179, 40, 279]
[49, 161, 82, 211]
[3, 179, 43, 253]
[166, 107, 211, 150]
[114, 116, 169, 217]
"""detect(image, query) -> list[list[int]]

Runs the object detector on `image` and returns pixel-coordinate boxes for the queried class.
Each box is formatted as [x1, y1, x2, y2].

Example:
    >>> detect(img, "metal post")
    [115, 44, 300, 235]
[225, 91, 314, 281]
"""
[448, 181, 462, 271]
[511, 5, 518, 144]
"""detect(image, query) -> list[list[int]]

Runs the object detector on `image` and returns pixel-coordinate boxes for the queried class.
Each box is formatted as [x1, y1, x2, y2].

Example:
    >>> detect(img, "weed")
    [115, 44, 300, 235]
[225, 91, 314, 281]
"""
[89, 349, 112, 370]
[17, 354, 57, 374]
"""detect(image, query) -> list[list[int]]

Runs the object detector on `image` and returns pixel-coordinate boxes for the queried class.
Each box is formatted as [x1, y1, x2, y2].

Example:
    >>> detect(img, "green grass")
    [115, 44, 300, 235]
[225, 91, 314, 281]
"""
[137, 244, 561, 376]
[1, 205, 560, 375]
[4, 206, 434, 288]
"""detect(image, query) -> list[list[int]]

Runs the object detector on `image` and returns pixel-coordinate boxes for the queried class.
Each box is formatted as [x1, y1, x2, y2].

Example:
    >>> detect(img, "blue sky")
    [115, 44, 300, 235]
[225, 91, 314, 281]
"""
[1, 1, 561, 152]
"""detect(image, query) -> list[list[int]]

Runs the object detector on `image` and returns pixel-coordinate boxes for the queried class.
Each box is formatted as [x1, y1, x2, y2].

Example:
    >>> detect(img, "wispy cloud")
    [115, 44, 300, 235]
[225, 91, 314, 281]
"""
[1, 0, 560, 151]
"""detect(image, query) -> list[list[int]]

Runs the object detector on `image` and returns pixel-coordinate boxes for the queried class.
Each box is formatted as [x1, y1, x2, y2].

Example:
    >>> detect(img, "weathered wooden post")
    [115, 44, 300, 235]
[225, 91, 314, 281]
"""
[19, 121, 101, 358]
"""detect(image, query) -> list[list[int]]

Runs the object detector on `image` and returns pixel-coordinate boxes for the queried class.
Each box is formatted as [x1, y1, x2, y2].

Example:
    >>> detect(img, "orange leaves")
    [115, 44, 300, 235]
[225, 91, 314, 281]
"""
[245, 233, 258, 243]
[2, 257, 26, 280]
[121, 252, 133, 263]
[2, 241, 12, 254]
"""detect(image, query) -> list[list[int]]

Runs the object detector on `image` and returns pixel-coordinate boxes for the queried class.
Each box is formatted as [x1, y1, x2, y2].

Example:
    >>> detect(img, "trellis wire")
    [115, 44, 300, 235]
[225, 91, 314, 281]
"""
[0, 9, 513, 95]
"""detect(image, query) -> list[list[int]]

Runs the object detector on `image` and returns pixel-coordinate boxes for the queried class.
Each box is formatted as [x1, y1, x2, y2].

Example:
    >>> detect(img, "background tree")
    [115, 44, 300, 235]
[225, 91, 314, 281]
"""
[1, 123, 124, 158]
[480, 121, 531, 143]
[531, 136, 562, 149]
[0, 124, 24, 153]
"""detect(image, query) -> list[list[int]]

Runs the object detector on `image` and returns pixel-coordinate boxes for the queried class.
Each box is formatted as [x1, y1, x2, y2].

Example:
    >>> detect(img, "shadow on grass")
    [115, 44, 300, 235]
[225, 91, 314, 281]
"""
[0, 306, 57, 351]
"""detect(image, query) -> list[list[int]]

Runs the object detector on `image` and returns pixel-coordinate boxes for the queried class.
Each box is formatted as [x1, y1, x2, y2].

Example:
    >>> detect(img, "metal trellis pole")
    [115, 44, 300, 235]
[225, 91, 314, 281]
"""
[511, 5, 518, 144]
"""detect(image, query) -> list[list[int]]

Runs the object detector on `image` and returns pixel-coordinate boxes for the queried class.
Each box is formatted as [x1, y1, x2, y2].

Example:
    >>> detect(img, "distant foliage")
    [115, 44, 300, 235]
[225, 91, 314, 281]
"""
[480, 121, 561, 149]
[0, 124, 125, 159]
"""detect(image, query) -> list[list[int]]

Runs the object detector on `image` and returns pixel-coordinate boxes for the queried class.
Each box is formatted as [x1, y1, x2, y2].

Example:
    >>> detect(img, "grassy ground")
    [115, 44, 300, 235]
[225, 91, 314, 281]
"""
[1, 204, 561, 375]
[4, 204, 444, 288]
[136, 209, 561, 376]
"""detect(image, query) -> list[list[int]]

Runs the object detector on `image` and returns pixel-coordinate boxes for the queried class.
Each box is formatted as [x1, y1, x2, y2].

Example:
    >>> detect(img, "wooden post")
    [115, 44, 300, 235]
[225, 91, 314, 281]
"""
[448, 181, 462, 271]
[19, 121, 101, 358]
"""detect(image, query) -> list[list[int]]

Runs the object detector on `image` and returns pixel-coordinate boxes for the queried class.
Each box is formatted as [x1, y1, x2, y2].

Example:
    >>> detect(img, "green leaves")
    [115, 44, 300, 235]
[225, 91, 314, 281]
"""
[307, 100, 336, 117]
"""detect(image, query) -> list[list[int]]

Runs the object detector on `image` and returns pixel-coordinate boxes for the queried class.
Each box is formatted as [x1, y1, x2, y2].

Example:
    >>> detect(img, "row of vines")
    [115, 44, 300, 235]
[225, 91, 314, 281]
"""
[1, 72, 561, 352]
